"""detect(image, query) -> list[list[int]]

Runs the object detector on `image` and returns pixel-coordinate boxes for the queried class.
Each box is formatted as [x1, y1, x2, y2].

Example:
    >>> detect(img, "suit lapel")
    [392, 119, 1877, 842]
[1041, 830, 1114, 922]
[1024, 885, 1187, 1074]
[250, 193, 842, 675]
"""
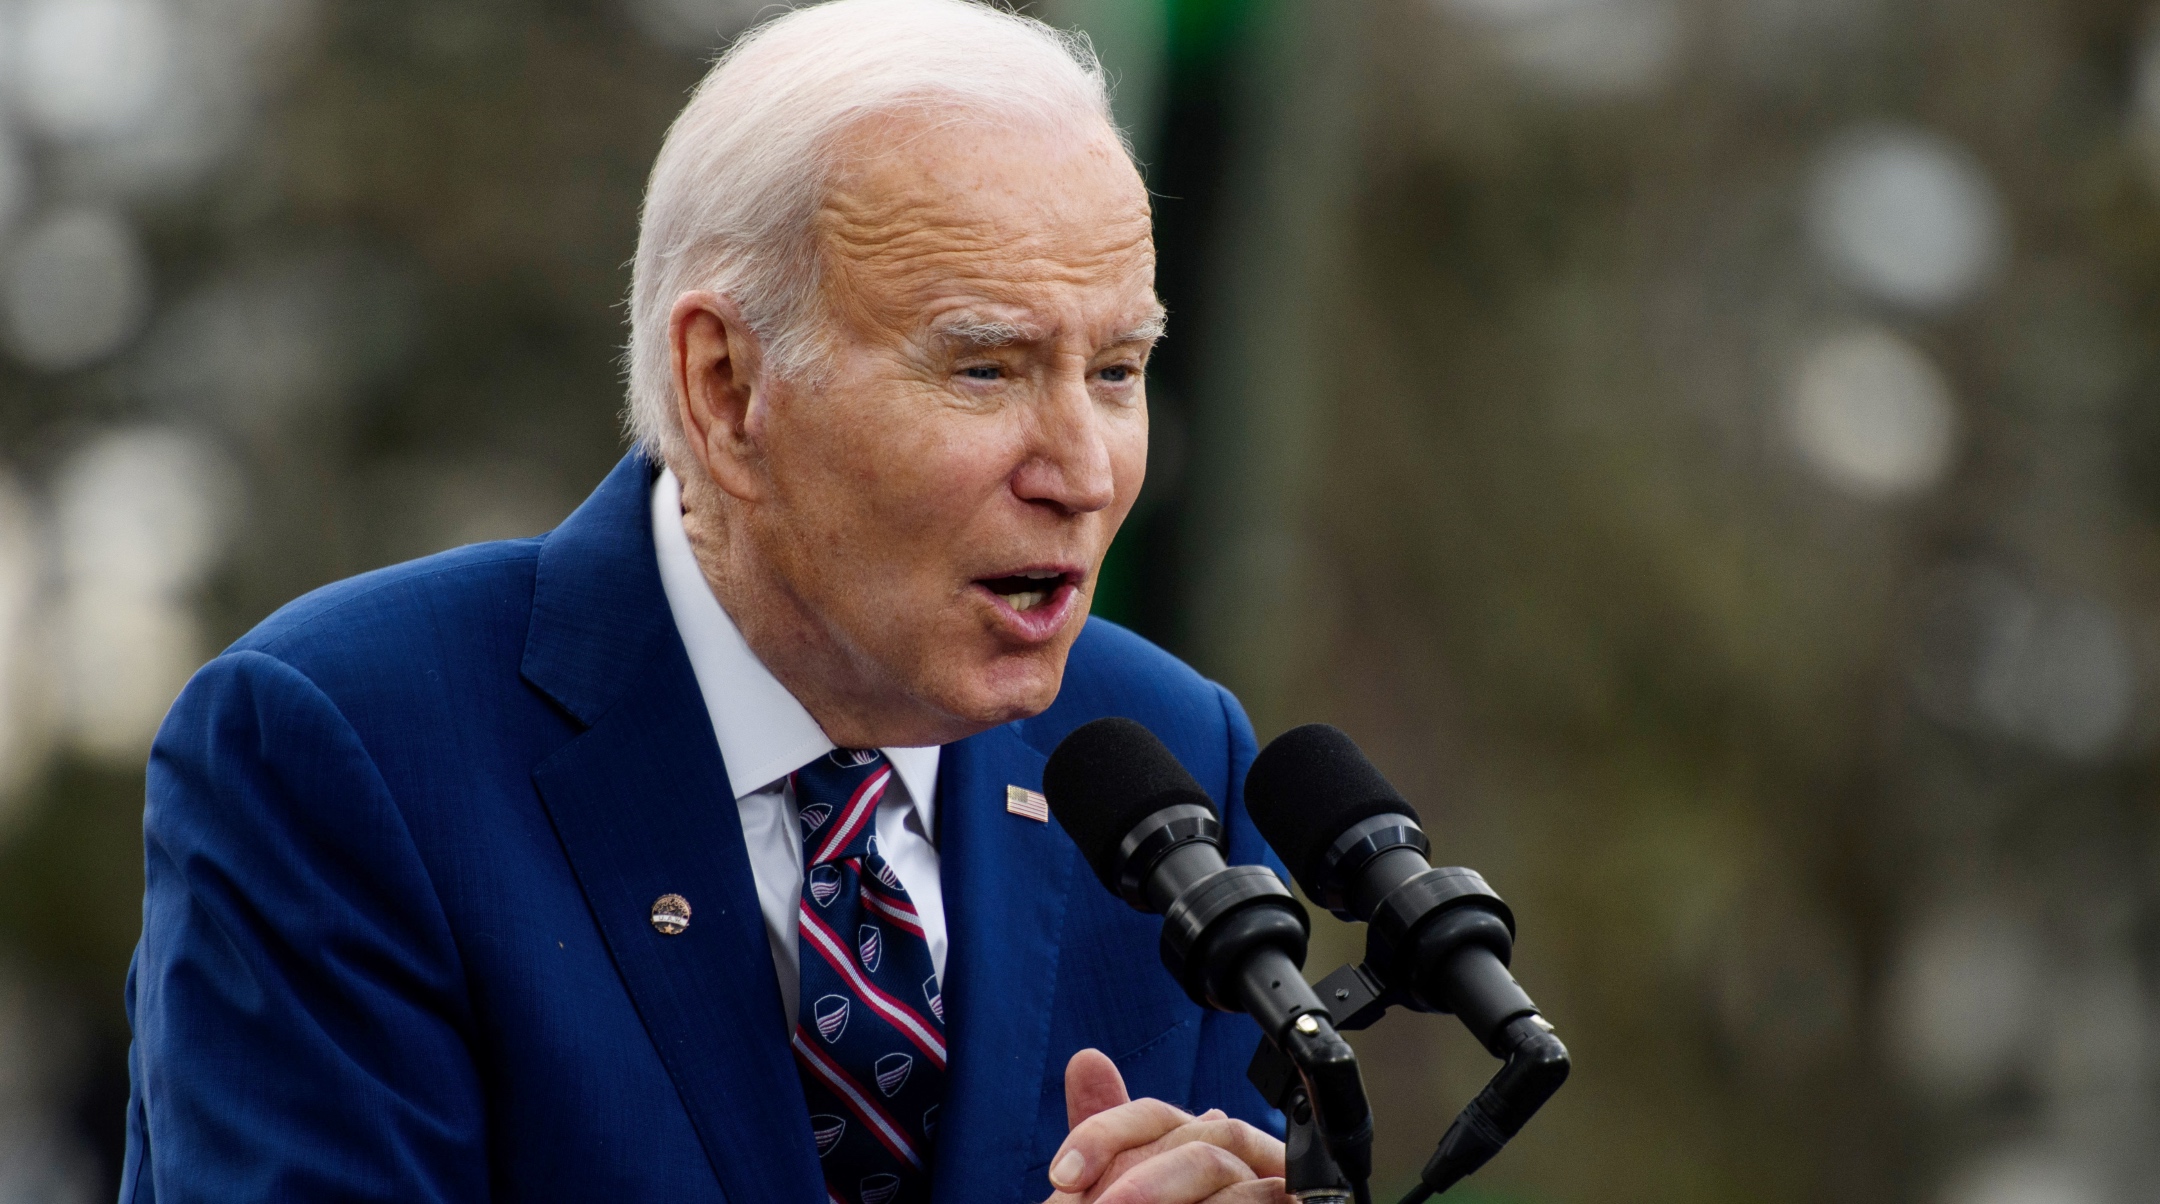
[523, 453, 821, 1204]
[532, 661, 821, 1203]
[930, 725, 1077, 1204]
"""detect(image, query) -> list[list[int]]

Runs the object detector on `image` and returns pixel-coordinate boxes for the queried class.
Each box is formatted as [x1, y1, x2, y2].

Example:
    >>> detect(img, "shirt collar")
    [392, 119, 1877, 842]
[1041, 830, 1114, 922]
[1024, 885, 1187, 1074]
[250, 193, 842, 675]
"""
[651, 468, 939, 825]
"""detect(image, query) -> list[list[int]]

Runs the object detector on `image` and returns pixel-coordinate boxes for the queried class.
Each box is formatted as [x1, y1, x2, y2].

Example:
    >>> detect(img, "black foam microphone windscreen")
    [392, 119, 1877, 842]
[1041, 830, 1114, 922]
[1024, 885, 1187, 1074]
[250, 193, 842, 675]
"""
[1043, 717, 1219, 894]
[1244, 724, 1415, 897]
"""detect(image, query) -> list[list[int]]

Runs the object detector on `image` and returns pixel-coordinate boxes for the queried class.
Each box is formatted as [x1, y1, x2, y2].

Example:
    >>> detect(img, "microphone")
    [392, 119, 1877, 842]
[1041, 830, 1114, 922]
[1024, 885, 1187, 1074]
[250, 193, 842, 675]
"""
[1244, 723, 1536, 1044]
[1245, 724, 1568, 1200]
[1043, 717, 1373, 1192]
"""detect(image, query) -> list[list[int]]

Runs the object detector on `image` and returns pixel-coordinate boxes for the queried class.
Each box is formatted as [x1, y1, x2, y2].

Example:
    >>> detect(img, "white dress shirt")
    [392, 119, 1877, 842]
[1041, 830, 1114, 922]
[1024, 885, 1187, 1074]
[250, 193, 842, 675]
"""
[651, 468, 946, 1023]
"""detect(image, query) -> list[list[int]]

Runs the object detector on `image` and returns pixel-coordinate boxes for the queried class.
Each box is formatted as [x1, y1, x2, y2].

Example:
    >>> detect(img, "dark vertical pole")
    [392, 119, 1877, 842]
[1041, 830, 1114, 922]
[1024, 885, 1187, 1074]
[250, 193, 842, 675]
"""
[1097, 0, 1257, 650]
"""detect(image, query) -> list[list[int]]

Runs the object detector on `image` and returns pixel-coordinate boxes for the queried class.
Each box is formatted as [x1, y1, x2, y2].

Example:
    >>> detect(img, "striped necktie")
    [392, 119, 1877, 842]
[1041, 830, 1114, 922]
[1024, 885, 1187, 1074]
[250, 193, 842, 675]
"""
[790, 748, 946, 1204]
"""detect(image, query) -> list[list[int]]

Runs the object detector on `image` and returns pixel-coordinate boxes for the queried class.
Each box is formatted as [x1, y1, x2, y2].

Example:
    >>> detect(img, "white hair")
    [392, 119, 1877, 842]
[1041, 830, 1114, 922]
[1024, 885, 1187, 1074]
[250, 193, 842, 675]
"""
[624, 0, 1126, 463]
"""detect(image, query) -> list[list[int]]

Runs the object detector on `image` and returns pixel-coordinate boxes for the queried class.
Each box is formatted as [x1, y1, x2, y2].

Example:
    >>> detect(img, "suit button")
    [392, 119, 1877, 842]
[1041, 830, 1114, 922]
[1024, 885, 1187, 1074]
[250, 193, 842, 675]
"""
[650, 893, 691, 935]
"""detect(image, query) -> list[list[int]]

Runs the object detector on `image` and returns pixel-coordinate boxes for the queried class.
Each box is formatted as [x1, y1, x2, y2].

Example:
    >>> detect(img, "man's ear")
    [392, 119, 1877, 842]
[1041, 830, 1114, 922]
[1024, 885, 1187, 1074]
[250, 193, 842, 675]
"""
[670, 290, 769, 503]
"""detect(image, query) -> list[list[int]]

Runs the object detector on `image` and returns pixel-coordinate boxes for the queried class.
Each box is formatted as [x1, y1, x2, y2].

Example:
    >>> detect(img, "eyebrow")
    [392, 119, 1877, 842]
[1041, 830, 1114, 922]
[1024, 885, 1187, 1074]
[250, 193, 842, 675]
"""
[926, 310, 1168, 351]
[928, 317, 1043, 349]
[1110, 313, 1168, 346]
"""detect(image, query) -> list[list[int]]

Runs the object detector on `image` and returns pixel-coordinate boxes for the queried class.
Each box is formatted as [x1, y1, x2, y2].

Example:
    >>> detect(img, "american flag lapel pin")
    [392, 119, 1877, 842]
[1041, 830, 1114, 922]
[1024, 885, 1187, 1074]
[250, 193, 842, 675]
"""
[1005, 784, 1049, 822]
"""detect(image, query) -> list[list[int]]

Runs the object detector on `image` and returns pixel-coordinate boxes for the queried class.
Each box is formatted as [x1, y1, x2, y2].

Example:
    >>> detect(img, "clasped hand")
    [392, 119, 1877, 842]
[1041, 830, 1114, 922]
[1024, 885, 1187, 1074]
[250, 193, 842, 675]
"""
[1042, 1049, 1290, 1204]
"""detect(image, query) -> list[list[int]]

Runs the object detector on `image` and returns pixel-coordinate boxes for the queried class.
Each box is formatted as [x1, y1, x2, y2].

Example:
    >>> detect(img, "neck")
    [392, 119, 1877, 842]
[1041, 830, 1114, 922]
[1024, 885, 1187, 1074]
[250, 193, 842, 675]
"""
[675, 469, 978, 749]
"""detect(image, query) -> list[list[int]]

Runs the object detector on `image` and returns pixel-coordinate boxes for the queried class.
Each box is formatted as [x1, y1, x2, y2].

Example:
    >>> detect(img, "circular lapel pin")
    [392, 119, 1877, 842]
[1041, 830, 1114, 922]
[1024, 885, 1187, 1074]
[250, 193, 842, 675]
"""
[650, 893, 691, 935]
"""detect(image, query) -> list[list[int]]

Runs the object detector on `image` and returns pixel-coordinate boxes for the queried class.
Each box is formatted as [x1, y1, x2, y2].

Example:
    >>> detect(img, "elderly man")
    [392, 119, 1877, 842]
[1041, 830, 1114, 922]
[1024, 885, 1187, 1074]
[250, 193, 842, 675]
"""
[121, 2, 1290, 1203]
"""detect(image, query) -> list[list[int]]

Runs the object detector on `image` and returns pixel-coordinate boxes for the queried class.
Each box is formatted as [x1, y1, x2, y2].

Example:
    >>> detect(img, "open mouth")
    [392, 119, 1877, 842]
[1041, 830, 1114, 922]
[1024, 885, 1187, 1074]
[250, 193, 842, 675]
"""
[976, 568, 1074, 614]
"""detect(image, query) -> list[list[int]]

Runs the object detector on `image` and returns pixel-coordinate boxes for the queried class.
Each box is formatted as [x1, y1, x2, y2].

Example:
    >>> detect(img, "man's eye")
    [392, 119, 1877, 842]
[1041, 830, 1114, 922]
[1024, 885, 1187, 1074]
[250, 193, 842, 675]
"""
[961, 365, 1002, 381]
[1099, 365, 1134, 383]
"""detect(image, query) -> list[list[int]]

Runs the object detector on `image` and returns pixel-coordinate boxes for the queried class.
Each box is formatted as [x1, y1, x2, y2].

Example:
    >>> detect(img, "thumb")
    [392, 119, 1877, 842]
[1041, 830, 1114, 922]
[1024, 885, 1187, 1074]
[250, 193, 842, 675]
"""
[1064, 1048, 1130, 1129]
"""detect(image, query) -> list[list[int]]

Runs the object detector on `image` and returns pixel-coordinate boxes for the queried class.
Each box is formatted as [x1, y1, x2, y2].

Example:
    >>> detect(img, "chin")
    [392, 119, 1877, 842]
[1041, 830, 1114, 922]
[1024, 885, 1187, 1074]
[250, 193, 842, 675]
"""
[939, 648, 1069, 728]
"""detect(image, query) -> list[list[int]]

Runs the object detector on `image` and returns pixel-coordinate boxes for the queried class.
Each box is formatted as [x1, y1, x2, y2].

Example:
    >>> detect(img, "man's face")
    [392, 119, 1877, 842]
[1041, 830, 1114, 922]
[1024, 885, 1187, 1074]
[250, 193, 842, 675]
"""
[742, 114, 1158, 734]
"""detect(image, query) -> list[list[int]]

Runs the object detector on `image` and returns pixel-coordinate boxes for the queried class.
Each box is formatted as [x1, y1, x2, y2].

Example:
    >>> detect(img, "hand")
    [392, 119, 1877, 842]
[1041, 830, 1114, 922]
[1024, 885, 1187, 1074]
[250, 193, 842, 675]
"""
[1042, 1049, 1289, 1204]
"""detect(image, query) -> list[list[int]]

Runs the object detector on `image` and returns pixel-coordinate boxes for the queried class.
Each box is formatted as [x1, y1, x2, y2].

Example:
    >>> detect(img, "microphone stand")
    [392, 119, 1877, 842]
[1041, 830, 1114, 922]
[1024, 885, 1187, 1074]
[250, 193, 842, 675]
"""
[1246, 1036, 1363, 1204]
[1250, 962, 1569, 1204]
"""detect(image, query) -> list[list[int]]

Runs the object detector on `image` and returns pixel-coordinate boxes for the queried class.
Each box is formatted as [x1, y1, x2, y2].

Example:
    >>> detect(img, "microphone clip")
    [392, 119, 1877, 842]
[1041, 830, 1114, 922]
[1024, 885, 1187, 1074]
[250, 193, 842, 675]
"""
[1244, 998, 1373, 1204]
[1254, 957, 1570, 1204]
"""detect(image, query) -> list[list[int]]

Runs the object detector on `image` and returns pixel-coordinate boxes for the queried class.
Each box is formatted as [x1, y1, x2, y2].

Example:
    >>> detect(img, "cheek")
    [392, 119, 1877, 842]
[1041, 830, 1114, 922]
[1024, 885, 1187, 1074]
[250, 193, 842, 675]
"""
[774, 389, 1022, 547]
[946, 423, 1033, 494]
[861, 423, 1024, 541]
[1112, 419, 1149, 504]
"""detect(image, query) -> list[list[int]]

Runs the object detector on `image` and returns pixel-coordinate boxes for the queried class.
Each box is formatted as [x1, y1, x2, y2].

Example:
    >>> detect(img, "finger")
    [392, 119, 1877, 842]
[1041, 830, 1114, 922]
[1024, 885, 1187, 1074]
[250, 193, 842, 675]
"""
[1050, 1098, 1195, 1193]
[1199, 1179, 1292, 1204]
[1066, 1048, 1131, 1129]
[1094, 1142, 1257, 1204]
[1079, 1118, 1280, 1204]
[1079, 1113, 1282, 1200]
[1136, 1118, 1285, 1181]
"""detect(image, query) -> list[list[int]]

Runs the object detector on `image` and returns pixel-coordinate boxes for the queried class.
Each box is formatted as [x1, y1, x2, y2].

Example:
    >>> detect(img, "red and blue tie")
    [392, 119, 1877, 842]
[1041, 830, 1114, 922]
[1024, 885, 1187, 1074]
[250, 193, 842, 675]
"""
[791, 749, 946, 1204]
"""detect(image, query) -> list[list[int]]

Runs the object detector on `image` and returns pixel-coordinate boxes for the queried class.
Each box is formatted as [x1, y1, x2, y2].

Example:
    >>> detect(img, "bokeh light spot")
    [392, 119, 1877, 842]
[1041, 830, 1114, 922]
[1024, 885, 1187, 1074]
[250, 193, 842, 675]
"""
[1908, 567, 2141, 761]
[1785, 327, 1958, 499]
[1807, 125, 2006, 311]
[1440, 0, 1682, 98]
[1943, 1151, 2100, 1204]
[1973, 595, 2136, 762]
[15, 0, 176, 143]
[0, 208, 151, 373]
[53, 426, 237, 761]
[1886, 906, 2040, 1099]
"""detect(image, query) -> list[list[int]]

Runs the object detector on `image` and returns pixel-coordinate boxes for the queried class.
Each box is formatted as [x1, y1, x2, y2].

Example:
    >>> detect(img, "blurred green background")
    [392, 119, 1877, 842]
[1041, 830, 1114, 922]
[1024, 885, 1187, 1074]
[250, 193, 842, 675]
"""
[3, 0, 2159, 1201]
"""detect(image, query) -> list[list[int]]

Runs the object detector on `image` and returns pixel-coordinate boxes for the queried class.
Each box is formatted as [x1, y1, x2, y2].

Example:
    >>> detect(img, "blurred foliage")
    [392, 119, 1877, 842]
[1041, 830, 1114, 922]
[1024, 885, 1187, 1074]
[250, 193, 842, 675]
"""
[3, 1, 2160, 1203]
[0, 763, 145, 1011]
[1180, 1, 2160, 1202]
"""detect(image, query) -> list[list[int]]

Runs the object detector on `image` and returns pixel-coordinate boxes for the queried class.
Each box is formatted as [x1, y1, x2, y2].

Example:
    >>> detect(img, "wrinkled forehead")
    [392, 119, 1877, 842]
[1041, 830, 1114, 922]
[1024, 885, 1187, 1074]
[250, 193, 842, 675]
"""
[813, 110, 1157, 331]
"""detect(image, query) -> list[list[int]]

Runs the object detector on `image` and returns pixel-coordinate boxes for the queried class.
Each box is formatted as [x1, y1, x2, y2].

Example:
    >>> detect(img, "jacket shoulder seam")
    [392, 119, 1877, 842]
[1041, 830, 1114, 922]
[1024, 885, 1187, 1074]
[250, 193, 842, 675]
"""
[245, 544, 540, 659]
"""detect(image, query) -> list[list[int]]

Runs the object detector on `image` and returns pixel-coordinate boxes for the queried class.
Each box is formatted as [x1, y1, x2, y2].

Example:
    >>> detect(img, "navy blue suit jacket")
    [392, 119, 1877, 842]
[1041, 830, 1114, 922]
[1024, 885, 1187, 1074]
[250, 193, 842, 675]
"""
[121, 454, 1281, 1203]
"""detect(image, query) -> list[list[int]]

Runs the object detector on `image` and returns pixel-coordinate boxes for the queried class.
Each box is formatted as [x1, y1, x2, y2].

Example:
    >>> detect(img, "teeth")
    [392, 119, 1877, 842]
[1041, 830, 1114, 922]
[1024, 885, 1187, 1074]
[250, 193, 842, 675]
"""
[1019, 569, 1060, 580]
[1007, 589, 1048, 611]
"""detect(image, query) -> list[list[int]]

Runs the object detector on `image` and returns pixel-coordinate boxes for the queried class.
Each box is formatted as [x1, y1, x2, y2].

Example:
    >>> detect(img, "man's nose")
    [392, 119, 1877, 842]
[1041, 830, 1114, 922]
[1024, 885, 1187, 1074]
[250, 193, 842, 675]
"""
[1012, 374, 1119, 515]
